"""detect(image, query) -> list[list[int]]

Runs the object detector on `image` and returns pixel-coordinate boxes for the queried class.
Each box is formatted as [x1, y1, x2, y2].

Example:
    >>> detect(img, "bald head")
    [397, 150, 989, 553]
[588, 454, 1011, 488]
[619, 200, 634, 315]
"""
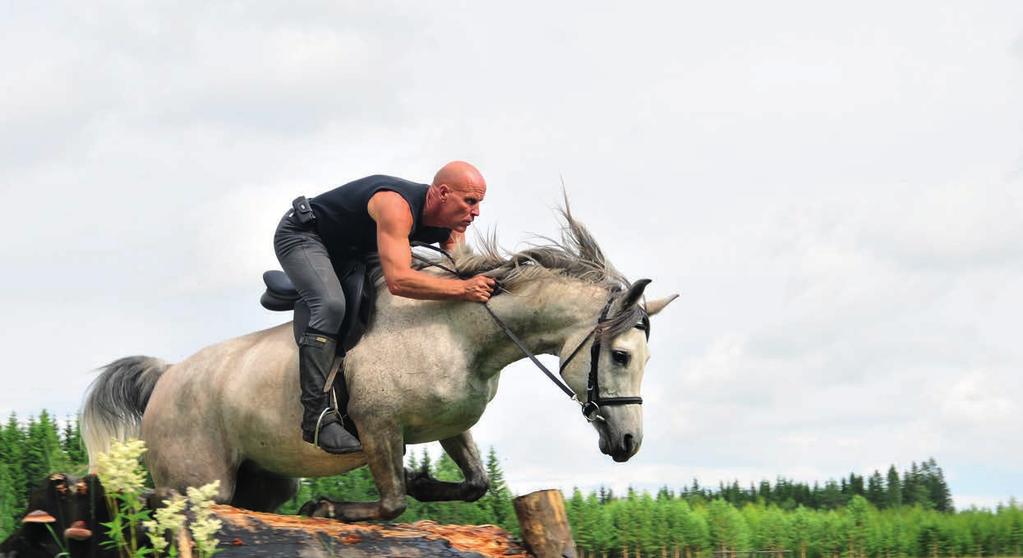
[424, 161, 487, 232]
[432, 161, 486, 193]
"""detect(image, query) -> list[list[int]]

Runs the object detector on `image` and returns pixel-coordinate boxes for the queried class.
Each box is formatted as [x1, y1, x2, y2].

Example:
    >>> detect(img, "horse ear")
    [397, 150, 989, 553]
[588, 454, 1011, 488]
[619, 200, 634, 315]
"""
[614, 279, 651, 315]
[645, 294, 678, 316]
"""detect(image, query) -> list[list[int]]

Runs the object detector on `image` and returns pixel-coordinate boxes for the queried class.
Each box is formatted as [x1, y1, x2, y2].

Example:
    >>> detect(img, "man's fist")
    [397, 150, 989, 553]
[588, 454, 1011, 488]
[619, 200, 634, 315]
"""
[461, 275, 497, 302]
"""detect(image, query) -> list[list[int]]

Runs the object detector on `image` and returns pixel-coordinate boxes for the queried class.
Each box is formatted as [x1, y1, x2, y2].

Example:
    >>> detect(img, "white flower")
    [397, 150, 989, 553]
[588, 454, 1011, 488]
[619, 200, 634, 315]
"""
[187, 480, 222, 556]
[95, 438, 148, 494]
[143, 519, 169, 554]
[143, 493, 187, 556]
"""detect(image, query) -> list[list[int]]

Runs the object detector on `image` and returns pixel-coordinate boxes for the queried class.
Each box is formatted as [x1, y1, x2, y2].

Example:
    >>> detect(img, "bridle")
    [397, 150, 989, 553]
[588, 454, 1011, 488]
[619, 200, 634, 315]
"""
[412, 242, 648, 423]
[483, 291, 648, 422]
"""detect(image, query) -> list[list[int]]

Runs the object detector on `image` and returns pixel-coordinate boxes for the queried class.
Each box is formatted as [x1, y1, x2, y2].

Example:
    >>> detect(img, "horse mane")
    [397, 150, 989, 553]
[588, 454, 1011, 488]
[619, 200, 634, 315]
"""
[397, 201, 649, 339]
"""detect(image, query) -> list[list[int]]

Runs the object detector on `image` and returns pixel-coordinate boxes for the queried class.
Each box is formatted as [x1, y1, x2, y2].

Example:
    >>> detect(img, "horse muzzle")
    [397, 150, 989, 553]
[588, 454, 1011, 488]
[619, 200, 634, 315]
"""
[598, 428, 642, 462]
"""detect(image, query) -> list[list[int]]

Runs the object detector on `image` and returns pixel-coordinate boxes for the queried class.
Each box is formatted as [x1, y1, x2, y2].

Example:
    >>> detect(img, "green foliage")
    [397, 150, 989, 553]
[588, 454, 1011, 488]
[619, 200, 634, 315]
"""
[1, 411, 93, 540]
[0, 412, 1019, 558]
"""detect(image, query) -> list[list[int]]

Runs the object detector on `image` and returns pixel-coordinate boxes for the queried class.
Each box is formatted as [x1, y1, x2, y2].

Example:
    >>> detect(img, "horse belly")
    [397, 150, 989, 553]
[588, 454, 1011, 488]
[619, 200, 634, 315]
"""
[396, 377, 494, 444]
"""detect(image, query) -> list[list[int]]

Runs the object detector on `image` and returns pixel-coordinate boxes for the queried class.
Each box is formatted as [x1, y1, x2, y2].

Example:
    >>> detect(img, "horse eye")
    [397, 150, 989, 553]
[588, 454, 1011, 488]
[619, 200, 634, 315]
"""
[611, 350, 631, 367]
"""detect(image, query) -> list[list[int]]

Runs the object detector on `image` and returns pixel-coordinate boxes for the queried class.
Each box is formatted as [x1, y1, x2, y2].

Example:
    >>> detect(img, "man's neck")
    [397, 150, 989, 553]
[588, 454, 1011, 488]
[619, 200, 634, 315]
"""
[421, 185, 443, 228]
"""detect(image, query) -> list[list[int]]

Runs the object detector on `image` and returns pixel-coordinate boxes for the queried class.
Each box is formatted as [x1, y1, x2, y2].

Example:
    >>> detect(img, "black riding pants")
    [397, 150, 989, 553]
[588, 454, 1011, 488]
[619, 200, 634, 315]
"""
[273, 211, 346, 337]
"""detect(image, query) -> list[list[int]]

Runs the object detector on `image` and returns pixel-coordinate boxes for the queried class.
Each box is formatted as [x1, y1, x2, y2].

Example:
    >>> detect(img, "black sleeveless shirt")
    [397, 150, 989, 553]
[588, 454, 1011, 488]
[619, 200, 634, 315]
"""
[309, 175, 452, 258]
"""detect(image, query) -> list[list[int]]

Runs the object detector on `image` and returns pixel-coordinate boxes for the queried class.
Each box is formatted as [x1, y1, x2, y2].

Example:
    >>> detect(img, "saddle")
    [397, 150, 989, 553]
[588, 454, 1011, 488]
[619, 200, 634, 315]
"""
[259, 258, 377, 351]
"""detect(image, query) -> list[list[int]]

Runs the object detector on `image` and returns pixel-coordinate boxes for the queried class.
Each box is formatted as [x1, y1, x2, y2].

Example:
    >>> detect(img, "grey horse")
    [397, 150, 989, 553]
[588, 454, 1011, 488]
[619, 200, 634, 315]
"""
[81, 209, 677, 521]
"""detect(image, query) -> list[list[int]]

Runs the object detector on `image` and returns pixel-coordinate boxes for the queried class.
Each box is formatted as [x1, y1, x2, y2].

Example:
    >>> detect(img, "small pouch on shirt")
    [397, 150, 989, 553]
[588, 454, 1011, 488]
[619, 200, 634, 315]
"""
[292, 196, 317, 225]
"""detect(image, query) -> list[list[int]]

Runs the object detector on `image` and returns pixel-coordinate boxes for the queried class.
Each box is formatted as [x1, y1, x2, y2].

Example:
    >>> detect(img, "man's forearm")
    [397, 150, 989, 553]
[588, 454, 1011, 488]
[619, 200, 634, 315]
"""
[385, 269, 465, 300]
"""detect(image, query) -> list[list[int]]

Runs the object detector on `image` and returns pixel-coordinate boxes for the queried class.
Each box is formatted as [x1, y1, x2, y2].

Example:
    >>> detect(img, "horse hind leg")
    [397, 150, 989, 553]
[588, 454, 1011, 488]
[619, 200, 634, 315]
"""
[230, 460, 299, 512]
[145, 423, 237, 504]
[405, 430, 489, 502]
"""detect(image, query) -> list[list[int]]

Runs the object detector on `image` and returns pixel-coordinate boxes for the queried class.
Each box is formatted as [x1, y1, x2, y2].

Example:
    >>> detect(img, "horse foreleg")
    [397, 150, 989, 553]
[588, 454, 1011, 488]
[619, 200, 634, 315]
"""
[302, 426, 408, 522]
[405, 430, 489, 502]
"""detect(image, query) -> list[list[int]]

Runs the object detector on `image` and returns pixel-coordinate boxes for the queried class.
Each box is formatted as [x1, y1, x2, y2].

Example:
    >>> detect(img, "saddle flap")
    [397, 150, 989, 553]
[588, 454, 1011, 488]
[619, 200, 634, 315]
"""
[337, 259, 374, 352]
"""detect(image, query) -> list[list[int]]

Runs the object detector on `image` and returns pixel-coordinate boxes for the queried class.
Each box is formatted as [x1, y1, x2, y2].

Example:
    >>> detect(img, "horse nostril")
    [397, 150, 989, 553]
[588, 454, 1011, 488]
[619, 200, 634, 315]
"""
[624, 434, 635, 454]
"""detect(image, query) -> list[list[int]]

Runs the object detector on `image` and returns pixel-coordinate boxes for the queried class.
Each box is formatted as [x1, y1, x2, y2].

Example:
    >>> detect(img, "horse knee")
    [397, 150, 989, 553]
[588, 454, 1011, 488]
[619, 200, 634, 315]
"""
[379, 496, 407, 520]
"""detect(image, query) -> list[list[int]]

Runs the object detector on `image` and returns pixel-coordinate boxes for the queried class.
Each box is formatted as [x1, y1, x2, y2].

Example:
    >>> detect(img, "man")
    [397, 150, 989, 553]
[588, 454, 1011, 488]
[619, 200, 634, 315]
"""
[273, 161, 496, 454]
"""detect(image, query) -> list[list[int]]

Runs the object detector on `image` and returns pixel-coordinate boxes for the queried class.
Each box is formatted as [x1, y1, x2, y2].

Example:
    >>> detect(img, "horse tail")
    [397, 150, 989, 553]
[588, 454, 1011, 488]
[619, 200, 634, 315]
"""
[81, 356, 170, 469]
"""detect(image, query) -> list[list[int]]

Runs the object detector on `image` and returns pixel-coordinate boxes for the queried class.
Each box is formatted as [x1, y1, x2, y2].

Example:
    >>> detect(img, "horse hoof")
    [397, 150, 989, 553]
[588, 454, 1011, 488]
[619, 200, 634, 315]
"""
[299, 499, 336, 519]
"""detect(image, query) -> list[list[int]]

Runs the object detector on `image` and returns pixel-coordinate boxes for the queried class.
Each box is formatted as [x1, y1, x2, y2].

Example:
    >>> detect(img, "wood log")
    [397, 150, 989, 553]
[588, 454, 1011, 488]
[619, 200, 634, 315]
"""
[513, 489, 577, 558]
[210, 505, 527, 557]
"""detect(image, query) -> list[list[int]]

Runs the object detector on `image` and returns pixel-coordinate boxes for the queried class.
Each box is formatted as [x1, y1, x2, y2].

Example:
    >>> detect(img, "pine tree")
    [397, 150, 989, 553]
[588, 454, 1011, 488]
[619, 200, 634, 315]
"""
[1, 414, 26, 511]
[567, 487, 590, 553]
[62, 415, 87, 467]
[479, 447, 515, 532]
[849, 473, 865, 496]
[435, 451, 462, 482]
[886, 465, 903, 508]
[867, 470, 886, 508]
[924, 458, 953, 513]
[0, 462, 16, 540]
[905, 462, 933, 509]
[821, 480, 844, 510]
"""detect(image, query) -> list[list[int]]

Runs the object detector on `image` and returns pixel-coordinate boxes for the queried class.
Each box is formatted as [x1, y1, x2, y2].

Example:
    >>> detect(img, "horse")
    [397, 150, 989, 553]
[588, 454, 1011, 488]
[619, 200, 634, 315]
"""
[80, 207, 677, 521]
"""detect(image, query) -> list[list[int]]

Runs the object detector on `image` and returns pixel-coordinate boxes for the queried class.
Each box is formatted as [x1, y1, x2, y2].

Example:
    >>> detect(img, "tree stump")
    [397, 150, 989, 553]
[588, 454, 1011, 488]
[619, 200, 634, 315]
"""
[513, 489, 577, 558]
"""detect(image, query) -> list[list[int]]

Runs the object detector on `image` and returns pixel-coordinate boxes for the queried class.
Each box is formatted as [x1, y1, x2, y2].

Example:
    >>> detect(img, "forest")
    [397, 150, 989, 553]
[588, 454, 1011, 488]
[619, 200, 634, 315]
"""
[1, 411, 1020, 558]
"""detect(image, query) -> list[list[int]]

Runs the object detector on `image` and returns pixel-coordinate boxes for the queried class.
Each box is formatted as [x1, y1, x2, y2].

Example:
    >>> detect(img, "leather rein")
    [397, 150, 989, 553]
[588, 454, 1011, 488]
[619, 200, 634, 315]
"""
[411, 243, 647, 423]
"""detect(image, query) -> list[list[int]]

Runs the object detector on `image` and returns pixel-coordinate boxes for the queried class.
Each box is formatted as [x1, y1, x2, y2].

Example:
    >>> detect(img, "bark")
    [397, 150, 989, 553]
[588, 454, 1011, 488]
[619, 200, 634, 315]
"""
[513, 489, 578, 558]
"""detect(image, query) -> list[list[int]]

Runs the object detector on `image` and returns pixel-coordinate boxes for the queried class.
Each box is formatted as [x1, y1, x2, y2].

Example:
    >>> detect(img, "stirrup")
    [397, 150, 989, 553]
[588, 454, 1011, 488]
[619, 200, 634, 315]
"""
[312, 407, 338, 448]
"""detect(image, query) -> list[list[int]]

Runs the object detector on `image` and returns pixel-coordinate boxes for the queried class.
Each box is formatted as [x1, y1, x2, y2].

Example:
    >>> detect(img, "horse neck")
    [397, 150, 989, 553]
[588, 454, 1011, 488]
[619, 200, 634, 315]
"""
[472, 278, 607, 376]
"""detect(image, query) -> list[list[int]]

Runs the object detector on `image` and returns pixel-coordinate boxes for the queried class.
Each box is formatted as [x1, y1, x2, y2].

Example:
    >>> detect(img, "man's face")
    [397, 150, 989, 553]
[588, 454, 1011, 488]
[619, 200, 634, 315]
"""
[440, 182, 486, 232]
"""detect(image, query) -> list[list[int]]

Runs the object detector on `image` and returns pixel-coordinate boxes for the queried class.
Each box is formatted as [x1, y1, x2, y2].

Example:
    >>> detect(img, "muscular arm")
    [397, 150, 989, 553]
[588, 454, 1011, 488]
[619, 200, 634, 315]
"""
[368, 191, 491, 301]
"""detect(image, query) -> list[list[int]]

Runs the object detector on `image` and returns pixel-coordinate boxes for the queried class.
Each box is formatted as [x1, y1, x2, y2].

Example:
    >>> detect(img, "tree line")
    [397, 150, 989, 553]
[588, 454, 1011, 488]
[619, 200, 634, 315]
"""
[677, 458, 953, 512]
[1, 411, 1021, 558]
[565, 489, 1022, 558]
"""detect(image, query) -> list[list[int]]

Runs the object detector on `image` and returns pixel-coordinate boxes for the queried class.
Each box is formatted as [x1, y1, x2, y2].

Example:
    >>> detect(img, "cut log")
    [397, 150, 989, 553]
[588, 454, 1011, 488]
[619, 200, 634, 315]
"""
[1, 471, 529, 558]
[210, 505, 528, 557]
[513, 489, 577, 558]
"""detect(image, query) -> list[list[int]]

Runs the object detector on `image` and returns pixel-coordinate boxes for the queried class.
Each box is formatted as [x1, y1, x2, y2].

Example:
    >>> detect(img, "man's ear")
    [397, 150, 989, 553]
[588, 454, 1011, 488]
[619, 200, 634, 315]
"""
[645, 294, 679, 316]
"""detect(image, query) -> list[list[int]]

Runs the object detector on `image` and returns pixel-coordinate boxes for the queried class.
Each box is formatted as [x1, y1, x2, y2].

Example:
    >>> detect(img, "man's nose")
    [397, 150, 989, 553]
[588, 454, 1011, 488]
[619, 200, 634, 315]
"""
[470, 206, 480, 217]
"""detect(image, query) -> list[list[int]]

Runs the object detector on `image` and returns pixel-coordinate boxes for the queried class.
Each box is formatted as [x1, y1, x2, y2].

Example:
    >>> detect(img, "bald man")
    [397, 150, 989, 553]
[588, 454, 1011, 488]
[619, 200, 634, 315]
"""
[273, 162, 496, 454]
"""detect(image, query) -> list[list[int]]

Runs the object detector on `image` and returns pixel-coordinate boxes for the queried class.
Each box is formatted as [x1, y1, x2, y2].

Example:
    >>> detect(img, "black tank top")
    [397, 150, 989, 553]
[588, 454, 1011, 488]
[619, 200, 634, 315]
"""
[309, 175, 451, 257]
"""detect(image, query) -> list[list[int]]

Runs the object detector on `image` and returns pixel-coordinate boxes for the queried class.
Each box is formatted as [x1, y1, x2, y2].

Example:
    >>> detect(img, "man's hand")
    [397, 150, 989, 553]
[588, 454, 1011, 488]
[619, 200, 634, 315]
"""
[461, 275, 496, 302]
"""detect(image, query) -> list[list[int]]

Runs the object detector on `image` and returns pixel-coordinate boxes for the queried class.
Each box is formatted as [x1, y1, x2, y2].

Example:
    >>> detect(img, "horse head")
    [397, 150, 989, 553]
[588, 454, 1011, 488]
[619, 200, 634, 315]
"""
[559, 279, 678, 462]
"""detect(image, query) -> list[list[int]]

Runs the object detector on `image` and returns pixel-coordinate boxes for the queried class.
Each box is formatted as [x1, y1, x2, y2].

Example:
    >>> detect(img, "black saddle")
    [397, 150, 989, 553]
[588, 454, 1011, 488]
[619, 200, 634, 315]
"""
[260, 258, 377, 351]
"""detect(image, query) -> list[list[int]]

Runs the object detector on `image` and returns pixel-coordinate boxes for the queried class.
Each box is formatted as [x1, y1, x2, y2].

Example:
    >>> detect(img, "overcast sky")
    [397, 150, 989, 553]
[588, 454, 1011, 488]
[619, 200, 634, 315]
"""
[2, 1, 1021, 509]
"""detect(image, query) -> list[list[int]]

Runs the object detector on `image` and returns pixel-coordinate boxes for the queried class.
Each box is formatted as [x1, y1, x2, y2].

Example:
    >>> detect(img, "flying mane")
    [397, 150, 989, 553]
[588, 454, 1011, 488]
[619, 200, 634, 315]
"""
[403, 203, 649, 338]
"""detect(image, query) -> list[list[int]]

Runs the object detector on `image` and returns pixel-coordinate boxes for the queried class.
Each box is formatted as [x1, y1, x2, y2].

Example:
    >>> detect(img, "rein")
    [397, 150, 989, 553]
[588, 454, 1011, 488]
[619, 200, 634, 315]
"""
[411, 242, 646, 423]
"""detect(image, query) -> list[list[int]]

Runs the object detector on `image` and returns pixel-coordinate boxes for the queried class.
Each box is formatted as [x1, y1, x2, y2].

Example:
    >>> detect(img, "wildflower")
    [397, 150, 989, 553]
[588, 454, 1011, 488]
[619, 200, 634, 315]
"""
[94, 438, 148, 493]
[187, 480, 222, 557]
[144, 493, 188, 556]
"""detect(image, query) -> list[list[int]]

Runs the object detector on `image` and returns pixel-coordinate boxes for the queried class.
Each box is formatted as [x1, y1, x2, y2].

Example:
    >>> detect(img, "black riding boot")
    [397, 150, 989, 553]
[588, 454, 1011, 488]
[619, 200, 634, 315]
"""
[298, 333, 362, 454]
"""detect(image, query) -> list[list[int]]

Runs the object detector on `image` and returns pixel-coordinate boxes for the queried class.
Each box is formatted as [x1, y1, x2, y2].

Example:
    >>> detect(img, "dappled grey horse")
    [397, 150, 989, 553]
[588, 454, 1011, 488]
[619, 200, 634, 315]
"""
[81, 208, 677, 521]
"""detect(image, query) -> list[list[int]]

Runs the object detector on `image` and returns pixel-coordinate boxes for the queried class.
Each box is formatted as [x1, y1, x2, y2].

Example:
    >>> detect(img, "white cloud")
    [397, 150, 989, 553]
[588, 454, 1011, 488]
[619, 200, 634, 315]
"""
[1, 0, 1022, 507]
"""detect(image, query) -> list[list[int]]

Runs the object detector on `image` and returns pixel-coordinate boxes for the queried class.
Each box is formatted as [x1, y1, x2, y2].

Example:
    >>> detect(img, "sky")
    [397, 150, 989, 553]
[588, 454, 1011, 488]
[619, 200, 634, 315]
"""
[1, 1, 1021, 510]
